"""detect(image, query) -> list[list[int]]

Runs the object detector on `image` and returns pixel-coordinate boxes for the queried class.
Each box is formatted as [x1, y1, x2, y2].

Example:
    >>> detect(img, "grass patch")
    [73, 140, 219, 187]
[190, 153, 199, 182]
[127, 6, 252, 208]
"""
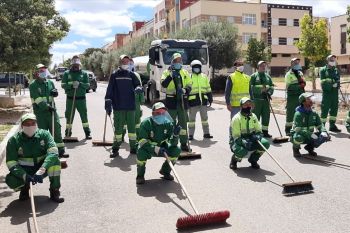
[0, 124, 13, 142]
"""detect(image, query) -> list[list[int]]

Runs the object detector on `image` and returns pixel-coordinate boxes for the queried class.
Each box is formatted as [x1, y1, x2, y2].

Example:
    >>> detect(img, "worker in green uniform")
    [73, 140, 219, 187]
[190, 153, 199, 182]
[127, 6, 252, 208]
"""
[161, 53, 192, 152]
[5, 113, 64, 203]
[61, 55, 91, 139]
[136, 102, 181, 184]
[30, 64, 68, 158]
[250, 61, 274, 138]
[320, 54, 341, 132]
[285, 58, 306, 135]
[346, 110, 350, 133]
[291, 93, 330, 157]
[229, 97, 270, 170]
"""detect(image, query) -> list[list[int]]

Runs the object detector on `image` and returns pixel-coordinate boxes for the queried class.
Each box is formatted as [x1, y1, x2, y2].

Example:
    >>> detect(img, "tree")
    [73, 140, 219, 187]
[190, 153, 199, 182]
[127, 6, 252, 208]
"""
[83, 48, 105, 57]
[0, 0, 70, 72]
[347, 5, 350, 42]
[296, 14, 329, 89]
[245, 38, 271, 70]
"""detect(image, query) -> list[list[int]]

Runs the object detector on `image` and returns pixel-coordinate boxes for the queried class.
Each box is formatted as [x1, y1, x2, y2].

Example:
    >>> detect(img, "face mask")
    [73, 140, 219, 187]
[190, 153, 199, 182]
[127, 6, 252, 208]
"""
[192, 67, 201, 74]
[128, 64, 135, 72]
[237, 66, 244, 72]
[328, 61, 336, 67]
[241, 107, 252, 115]
[292, 64, 302, 70]
[152, 112, 173, 125]
[22, 125, 37, 137]
[172, 63, 182, 70]
[121, 64, 129, 70]
[71, 65, 80, 72]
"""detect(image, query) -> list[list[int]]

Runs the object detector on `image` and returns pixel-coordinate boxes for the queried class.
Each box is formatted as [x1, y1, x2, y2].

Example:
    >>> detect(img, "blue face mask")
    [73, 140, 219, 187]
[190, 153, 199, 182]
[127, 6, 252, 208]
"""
[38, 71, 47, 79]
[192, 68, 201, 74]
[128, 64, 135, 72]
[172, 63, 182, 70]
[153, 115, 171, 125]
[292, 64, 302, 70]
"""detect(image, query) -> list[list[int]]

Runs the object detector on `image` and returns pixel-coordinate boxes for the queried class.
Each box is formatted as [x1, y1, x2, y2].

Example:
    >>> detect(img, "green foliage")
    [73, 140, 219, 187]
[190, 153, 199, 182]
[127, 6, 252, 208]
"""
[0, 0, 70, 72]
[245, 38, 271, 69]
[83, 48, 105, 57]
[347, 6, 350, 42]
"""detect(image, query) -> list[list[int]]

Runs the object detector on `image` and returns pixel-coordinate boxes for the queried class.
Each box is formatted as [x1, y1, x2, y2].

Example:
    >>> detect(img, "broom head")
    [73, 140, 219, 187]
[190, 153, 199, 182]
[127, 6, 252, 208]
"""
[272, 136, 289, 143]
[92, 140, 113, 146]
[60, 159, 68, 169]
[63, 136, 79, 143]
[176, 210, 230, 230]
[178, 151, 201, 160]
[282, 181, 313, 195]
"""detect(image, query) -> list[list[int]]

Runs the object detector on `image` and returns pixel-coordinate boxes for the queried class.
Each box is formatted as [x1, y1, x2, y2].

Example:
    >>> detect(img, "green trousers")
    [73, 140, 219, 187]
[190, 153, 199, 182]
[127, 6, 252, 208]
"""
[136, 143, 181, 177]
[285, 95, 299, 134]
[65, 98, 90, 135]
[253, 99, 270, 131]
[6, 158, 61, 191]
[231, 138, 270, 162]
[35, 110, 65, 155]
[321, 91, 338, 125]
[113, 110, 136, 151]
[168, 107, 188, 144]
[292, 132, 312, 149]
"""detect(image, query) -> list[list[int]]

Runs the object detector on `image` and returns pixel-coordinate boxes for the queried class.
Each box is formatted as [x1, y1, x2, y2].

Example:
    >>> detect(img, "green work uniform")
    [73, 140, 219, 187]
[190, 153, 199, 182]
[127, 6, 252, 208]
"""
[61, 70, 91, 136]
[5, 129, 61, 191]
[29, 79, 65, 155]
[320, 65, 340, 128]
[285, 69, 305, 135]
[136, 117, 181, 177]
[250, 71, 274, 132]
[346, 110, 350, 133]
[230, 112, 270, 162]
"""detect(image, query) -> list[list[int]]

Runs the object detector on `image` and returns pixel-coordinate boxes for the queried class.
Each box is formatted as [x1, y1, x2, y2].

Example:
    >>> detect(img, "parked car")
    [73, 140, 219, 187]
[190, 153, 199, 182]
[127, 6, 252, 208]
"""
[55, 67, 68, 81]
[0, 72, 29, 88]
[85, 70, 97, 92]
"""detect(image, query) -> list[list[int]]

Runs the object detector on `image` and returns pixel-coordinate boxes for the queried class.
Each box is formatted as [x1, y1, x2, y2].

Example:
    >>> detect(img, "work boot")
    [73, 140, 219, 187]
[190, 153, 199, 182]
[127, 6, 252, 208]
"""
[130, 148, 137, 154]
[248, 159, 260, 169]
[19, 183, 30, 201]
[59, 150, 69, 158]
[329, 124, 341, 133]
[188, 135, 194, 140]
[65, 129, 72, 137]
[304, 144, 317, 156]
[136, 176, 145, 185]
[262, 130, 272, 138]
[49, 188, 64, 203]
[293, 147, 301, 157]
[85, 133, 92, 140]
[203, 133, 213, 139]
[110, 148, 119, 158]
[159, 170, 174, 181]
[181, 144, 190, 152]
[229, 157, 238, 170]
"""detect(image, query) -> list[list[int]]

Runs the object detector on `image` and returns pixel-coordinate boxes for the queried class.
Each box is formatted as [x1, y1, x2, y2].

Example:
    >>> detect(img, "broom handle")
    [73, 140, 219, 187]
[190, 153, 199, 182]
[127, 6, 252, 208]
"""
[67, 88, 77, 136]
[102, 112, 107, 142]
[164, 153, 199, 215]
[29, 182, 40, 233]
[267, 98, 283, 137]
[108, 115, 115, 134]
[257, 141, 296, 182]
[52, 101, 55, 137]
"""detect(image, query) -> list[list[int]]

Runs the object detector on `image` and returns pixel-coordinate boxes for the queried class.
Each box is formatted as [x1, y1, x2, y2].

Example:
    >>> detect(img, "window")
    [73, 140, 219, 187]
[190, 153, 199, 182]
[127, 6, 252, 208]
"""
[227, 16, 234, 23]
[282, 54, 291, 57]
[279, 37, 287, 45]
[154, 13, 158, 23]
[261, 20, 267, 28]
[242, 33, 257, 44]
[209, 15, 217, 22]
[293, 19, 299, 27]
[272, 54, 277, 57]
[341, 25, 347, 33]
[278, 18, 287, 26]
[242, 14, 256, 25]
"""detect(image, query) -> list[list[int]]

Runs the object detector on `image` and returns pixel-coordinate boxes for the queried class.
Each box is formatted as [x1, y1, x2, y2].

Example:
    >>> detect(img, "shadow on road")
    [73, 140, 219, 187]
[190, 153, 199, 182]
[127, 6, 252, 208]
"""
[233, 167, 275, 183]
[295, 154, 333, 168]
[103, 153, 136, 172]
[328, 132, 350, 139]
[0, 176, 15, 207]
[0, 196, 59, 225]
[189, 139, 218, 148]
[177, 222, 232, 233]
[64, 139, 88, 149]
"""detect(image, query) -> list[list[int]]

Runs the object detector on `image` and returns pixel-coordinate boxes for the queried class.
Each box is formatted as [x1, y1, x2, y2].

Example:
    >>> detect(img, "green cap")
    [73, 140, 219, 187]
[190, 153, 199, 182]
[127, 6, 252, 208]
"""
[298, 93, 313, 104]
[240, 97, 252, 106]
[172, 53, 182, 61]
[152, 102, 167, 111]
[21, 113, 37, 123]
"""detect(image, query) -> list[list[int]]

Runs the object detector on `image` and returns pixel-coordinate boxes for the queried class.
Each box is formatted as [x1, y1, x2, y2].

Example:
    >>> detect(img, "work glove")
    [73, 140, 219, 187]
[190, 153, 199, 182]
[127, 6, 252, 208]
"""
[105, 99, 112, 116]
[47, 104, 56, 112]
[207, 93, 213, 107]
[155, 146, 168, 157]
[171, 70, 180, 79]
[134, 86, 143, 94]
[242, 139, 253, 151]
[177, 88, 186, 96]
[33, 174, 43, 184]
[173, 124, 182, 137]
[25, 175, 35, 184]
[73, 81, 80, 89]
[251, 134, 262, 142]
[50, 89, 58, 97]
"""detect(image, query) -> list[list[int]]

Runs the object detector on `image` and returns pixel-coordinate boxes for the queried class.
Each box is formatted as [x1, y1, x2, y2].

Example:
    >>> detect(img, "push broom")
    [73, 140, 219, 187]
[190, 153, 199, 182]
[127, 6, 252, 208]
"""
[164, 153, 230, 229]
[29, 182, 40, 233]
[92, 112, 113, 146]
[257, 141, 314, 195]
[63, 87, 79, 143]
[267, 98, 289, 143]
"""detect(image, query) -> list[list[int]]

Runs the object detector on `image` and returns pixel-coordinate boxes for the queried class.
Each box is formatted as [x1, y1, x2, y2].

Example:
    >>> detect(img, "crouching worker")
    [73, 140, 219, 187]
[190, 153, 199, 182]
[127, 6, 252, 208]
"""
[136, 102, 181, 185]
[291, 93, 330, 157]
[229, 97, 270, 170]
[5, 113, 64, 203]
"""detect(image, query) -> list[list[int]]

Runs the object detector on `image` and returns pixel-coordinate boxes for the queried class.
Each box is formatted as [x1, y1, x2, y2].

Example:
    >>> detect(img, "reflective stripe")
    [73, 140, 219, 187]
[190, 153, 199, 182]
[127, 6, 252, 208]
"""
[138, 139, 148, 147]
[136, 124, 140, 129]
[136, 159, 146, 166]
[31, 98, 35, 104]
[18, 160, 34, 166]
[115, 134, 122, 142]
[321, 78, 333, 83]
[47, 165, 61, 177]
[179, 129, 187, 136]
[115, 77, 132, 80]
[82, 122, 89, 127]
[123, 125, 127, 129]
[285, 122, 293, 127]
[262, 125, 269, 130]
[294, 127, 301, 132]
[47, 147, 58, 154]
[56, 143, 65, 148]
[34, 97, 44, 104]
[6, 160, 18, 169]
[167, 156, 177, 162]
[201, 121, 208, 126]
[329, 116, 337, 121]
[128, 133, 137, 140]
[66, 124, 72, 129]
[68, 81, 73, 85]
[321, 118, 327, 123]
[188, 122, 195, 127]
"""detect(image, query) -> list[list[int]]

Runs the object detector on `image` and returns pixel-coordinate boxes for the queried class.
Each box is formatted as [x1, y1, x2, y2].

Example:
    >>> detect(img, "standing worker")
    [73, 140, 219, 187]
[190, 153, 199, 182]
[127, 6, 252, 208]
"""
[291, 93, 330, 157]
[30, 64, 68, 158]
[61, 55, 92, 139]
[187, 60, 213, 140]
[229, 97, 270, 170]
[250, 61, 274, 138]
[105, 54, 143, 157]
[161, 53, 192, 152]
[5, 113, 64, 203]
[320, 55, 341, 132]
[285, 58, 306, 135]
[136, 102, 181, 184]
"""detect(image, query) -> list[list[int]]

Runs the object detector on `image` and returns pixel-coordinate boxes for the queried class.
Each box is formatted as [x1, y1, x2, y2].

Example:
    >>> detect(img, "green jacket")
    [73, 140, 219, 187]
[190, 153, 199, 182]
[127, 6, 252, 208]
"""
[285, 70, 305, 96]
[134, 72, 145, 108]
[292, 106, 326, 137]
[6, 129, 59, 181]
[231, 112, 262, 146]
[250, 72, 274, 100]
[61, 70, 89, 97]
[346, 110, 350, 132]
[320, 66, 340, 93]
[29, 79, 56, 113]
[138, 117, 178, 154]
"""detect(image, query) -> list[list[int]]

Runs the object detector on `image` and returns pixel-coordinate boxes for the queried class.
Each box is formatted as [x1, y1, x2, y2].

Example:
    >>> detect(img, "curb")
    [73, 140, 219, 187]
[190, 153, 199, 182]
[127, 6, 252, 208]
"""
[0, 123, 20, 164]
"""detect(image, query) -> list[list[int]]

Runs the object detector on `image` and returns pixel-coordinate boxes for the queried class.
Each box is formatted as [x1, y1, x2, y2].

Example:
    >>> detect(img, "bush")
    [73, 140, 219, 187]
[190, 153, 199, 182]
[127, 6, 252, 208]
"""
[210, 74, 227, 92]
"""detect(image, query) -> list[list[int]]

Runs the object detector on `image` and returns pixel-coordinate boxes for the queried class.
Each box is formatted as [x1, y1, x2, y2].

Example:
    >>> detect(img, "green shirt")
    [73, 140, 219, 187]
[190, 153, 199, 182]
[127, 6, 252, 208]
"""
[285, 70, 305, 96]
[320, 66, 340, 92]
[29, 79, 56, 113]
[61, 70, 89, 97]
[250, 72, 274, 100]
[292, 107, 326, 137]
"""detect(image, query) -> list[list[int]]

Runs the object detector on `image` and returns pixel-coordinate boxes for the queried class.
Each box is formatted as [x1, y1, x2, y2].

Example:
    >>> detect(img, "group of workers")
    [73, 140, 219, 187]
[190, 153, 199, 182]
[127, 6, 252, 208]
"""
[4, 52, 350, 201]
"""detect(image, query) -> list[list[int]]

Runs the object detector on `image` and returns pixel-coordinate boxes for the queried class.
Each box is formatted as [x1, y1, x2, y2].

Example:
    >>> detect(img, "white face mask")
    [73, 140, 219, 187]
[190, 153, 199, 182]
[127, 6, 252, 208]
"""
[121, 64, 129, 70]
[22, 125, 37, 137]
[328, 61, 336, 67]
[237, 66, 244, 72]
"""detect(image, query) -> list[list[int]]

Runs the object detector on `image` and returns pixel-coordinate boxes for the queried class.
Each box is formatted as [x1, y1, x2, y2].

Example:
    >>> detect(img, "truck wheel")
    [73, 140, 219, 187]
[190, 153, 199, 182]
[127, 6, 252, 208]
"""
[93, 89, 96, 92]
[148, 86, 157, 105]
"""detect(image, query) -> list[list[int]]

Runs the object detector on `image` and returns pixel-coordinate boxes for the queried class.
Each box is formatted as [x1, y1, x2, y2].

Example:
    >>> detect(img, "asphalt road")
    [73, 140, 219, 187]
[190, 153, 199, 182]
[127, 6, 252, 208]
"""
[1, 80, 350, 233]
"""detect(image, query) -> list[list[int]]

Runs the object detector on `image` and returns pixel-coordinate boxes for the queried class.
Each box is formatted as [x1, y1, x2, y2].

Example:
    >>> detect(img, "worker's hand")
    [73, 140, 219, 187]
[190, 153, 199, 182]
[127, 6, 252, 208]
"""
[134, 86, 143, 94]
[226, 104, 232, 112]
[177, 88, 186, 96]
[73, 81, 80, 89]
[173, 124, 182, 137]
[50, 89, 58, 97]
[171, 70, 180, 79]
[251, 134, 262, 142]
[25, 175, 35, 184]
[242, 139, 253, 150]
[105, 99, 112, 116]
[155, 146, 168, 157]
[47, 104, 56, 112]
[33, 174, 43, 184]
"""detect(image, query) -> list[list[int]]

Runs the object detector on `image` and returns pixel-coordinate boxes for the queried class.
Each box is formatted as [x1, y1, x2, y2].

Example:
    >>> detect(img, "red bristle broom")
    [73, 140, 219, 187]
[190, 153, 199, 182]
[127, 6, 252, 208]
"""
[164, 153, 230, 230]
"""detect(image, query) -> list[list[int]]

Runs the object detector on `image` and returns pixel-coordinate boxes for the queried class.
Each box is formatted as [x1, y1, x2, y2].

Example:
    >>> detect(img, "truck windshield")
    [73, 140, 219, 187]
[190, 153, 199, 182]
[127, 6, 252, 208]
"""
[162, 48, 208, 65]
[57, 68, 67, 73]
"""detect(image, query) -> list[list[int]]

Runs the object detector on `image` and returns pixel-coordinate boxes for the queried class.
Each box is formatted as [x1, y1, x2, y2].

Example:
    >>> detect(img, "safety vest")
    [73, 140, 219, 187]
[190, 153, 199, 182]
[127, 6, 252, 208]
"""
[230, 71, 250, 107]
[161, 69, 192, 95]
[189, 73, 211, 106]
[231, 112, 261, 140]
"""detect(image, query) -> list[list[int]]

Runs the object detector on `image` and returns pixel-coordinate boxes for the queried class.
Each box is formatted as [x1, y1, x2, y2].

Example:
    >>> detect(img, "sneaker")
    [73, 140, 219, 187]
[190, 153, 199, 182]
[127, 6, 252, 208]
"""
[249, 161, 260, 169]
[181, 144, 190, 152]
[229, 158, 237, 170]
[329, 124, 341, 133]
[85, 134, 92, 140]
[188, 135, 194, 140]
[136, 176, 145, 185]
[110, 149, 119, 158]
[293, 147, 301, 157]
[49, 188, 64, 203]
[203, 133, 213, 139]
[304, 144, 317, 156]
[159, 170, 174, 181]
[262, 130, 272, 138]
[19, 184, 30, 201]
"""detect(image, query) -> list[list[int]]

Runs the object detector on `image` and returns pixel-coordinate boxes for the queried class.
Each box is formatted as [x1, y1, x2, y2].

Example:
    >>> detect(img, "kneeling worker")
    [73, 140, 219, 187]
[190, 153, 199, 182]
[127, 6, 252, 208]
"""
[136, 102, 181, 184]
[229, 97, 270, 170]
[5, 113, 64, 202]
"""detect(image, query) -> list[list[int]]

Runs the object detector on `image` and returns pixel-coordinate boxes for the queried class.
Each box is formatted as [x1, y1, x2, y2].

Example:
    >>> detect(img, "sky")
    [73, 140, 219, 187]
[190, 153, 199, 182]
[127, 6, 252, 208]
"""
[50, 0, 350, 67]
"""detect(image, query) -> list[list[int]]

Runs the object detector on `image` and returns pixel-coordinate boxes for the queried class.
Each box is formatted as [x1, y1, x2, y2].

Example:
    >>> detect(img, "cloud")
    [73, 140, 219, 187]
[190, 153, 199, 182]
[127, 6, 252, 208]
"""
[50, 51, 82, 67]
[52, 39, 91, 50]
[104, 36, 115, 42]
